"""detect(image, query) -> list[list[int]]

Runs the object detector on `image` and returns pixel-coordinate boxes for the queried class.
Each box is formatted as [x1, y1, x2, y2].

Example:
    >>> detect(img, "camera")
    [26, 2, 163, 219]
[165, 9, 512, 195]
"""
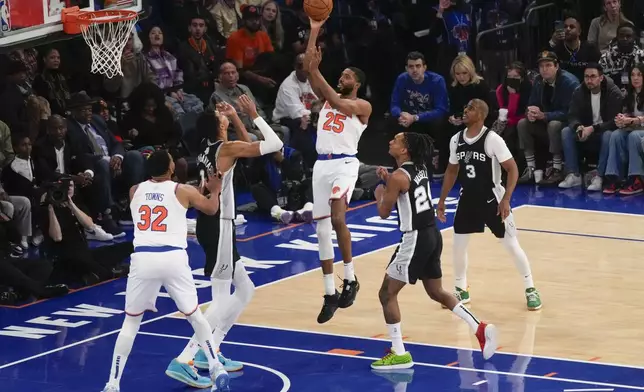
[43, 176, 72, 206]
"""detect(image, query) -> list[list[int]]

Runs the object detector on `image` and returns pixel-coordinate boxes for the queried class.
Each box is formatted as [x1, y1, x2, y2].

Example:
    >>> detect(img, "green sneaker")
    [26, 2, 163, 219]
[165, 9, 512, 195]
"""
[370, 349, 414, 370]
[442, 286, 470, 309]
[526, 288, 542, 310]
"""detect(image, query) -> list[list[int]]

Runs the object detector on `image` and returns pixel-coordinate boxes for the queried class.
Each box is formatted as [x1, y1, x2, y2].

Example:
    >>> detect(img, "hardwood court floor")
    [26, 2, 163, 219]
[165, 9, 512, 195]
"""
[238, 206, 644, 366]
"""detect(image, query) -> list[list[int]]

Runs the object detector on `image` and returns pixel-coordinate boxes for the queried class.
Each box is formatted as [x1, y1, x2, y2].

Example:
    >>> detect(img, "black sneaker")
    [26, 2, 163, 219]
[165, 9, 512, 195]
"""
[40, 284, 69, 298]
[0, 290, 17, 305]
[317, 290, 340, 324]
[97, 216, 126, 238]
[338, 276, 360, 309]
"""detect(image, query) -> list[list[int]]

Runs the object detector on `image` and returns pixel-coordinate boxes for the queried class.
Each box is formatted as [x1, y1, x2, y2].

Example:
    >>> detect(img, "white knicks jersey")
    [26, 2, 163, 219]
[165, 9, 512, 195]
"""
[316, 100, 367, 155]
[130, 180, 188, 249]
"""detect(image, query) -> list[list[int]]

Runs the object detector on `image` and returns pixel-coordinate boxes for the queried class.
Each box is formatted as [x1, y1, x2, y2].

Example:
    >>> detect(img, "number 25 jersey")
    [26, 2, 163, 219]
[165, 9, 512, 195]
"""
[316, 101, 367, 156]
[449, 127, 513, 201]
[130, 180, 188, 249]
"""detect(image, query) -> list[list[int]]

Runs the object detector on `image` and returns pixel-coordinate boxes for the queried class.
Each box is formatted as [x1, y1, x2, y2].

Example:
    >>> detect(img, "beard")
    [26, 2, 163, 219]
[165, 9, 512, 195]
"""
[337, 85, 353, 96]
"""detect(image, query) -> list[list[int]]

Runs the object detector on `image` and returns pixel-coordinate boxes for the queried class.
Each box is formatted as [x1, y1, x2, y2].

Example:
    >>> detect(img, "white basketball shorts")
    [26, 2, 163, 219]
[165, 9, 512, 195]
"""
[312, 156, 360, 219]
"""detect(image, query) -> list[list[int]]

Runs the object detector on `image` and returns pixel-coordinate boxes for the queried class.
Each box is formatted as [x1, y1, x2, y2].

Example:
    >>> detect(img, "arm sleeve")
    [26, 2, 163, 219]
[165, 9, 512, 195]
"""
[254, 117, 284, 155]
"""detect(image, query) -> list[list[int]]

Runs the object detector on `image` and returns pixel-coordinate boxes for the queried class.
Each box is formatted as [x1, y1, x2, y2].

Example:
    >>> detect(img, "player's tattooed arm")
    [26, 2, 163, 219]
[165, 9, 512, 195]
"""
[375, 170, 407, 219]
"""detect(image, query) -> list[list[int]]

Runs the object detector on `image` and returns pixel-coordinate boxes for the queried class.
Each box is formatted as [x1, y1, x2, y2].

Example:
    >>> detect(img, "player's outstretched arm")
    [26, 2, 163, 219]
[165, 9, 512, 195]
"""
[217, 101, 253, 143]
[219, 94, 283, 159]
[375, 170, 407, 219]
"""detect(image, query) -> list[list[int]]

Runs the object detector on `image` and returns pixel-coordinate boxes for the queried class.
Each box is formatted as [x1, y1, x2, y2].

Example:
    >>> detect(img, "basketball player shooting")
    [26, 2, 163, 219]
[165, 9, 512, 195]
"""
[304, 18, 372, 323]
[166, 96, 284, 390]
[437, 99, 542, 311]
[371, 132, 497, 370]
[102, 151, 229, 392]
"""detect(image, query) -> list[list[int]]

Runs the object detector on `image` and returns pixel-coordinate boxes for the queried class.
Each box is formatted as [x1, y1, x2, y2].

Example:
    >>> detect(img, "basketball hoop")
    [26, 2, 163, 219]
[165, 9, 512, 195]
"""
[62, 7, 139, 79]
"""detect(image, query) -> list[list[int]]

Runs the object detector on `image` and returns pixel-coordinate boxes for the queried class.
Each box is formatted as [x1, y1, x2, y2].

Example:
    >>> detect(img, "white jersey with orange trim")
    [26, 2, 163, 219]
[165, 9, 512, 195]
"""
[130, 180, 188, 249]
[316, 100, 368, 156]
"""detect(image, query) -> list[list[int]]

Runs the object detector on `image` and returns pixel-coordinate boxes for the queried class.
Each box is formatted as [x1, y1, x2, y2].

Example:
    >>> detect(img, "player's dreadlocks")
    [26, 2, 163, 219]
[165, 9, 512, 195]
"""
[404, 132, 435, 172]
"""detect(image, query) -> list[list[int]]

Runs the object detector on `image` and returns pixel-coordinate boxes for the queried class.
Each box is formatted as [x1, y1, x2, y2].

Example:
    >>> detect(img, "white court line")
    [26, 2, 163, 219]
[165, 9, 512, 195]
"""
[563, 389, 615, 392]
[137, 331, 644, 391]
[242, 362, 290, 392]
[524, 204, 644, 218]
[472, 380, 488, 386]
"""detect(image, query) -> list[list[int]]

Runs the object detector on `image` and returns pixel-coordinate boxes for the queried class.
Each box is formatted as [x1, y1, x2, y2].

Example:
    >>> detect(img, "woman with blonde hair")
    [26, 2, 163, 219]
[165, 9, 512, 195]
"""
[447, 55, 490, 128]
[261, 0, 284, 51]
[588, 0, 631, 52]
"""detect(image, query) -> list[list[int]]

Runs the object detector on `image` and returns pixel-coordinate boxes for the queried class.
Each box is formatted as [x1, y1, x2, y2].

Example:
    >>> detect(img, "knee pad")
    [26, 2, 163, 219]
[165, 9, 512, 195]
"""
[316, 217, 334, 260]
[232, 263, 255, 306]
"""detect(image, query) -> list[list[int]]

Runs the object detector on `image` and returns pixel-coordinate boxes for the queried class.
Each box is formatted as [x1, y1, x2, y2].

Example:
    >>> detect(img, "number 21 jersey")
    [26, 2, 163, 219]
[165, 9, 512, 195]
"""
[396, 162, 436, 232]
[316, 101, 367, 156]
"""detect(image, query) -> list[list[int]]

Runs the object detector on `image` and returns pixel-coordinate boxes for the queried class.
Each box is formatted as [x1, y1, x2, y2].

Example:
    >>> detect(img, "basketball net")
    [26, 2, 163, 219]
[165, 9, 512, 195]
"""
[80, 14, 138, 79]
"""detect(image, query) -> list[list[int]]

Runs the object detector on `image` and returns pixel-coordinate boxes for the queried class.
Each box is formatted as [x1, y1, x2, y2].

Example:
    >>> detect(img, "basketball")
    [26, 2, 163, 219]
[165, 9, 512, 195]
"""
[304, 0, 333, 21]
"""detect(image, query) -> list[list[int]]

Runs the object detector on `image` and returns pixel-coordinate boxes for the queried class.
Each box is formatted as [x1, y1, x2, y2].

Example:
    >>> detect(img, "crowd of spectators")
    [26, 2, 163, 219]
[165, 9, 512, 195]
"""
[0, 0, 642, 305]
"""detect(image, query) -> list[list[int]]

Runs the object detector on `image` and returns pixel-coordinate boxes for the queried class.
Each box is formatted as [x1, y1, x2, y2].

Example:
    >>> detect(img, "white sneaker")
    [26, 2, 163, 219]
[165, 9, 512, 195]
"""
[101, 385, 119, 392]
[558, 173, 582, 188]
[587, 176, 603, 191]
[210, 363, 230, 391]
[31, 234, 44, 247]
[19, 236, 28, 250]
[85, 225, 114, 241]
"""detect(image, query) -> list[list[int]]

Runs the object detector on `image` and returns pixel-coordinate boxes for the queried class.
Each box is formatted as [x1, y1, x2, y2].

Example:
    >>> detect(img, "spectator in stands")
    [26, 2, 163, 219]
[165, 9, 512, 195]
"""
[121, 83, 189, 182]
[66, 92, 145, 237]
[588, 0, 631, 53]
[144, 26, 204, 117]
[426, 0, 473, 79]
[284, 0, 328, 55]
[209, 0, 242, 39]
[390, 51, 449, 175]
[179, 15, 219, 105]
[104, 33, 154, 101]
[557, 64, 622, 189]
[494, 61, 532, 167]
[173, 0, 226, 46]
[32, 48, 71, 116]
[212, 61, 288, 142]
[261, 0, 285, 51]
[599, 23, 644, 92]
[0, 61, 42, 136]
[41, 182, 130, 286]
[0, 120, 14, 168]
[517, 51, 580, 185]
[0, 184, 34, 256]
[7, 48, 39, 86]
[603, 63, 644, 195]
[549, 16, 601, 83]
[272, 53, 318, 168]
[447, 55, 491, 131]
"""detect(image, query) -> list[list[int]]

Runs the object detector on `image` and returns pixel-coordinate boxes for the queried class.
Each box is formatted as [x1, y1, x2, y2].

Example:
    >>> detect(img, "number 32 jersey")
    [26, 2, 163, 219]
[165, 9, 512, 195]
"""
[130, 180, 188, 249]
[316, 101, 367, 155]
[396, 162, 436, 232]
[449, 127, 513, 202]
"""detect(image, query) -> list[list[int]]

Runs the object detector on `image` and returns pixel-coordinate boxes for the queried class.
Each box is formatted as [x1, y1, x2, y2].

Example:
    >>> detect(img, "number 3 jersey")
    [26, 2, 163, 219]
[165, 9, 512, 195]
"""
[449, 127, 513, 202]
[130, 180, 188, 249]
[316, 101, 367, 155]
[396, 162, 436, 232]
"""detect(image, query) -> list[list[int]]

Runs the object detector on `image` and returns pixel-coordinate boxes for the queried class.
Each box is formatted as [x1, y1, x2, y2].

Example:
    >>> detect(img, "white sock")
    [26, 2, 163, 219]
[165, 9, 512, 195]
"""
[186, 310, 219, 371]
[452, 302, 480, 332]
[107, 314, 142, 387]
[452, 234, 470, 290]
[394, 383, 408, 392]
[297, 202, 313, 215]
[387, 322, 405, 354]
[343, 262, 355, 282]
[323, 273, 335, 295]
[212, 327, 227, 351]
[501, 235, 534, 289]
[177, 338, 201, 363]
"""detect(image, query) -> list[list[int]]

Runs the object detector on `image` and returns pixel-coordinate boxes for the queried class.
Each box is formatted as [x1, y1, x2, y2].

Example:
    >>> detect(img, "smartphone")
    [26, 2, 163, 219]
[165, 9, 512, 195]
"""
[554, 20, 564, 33]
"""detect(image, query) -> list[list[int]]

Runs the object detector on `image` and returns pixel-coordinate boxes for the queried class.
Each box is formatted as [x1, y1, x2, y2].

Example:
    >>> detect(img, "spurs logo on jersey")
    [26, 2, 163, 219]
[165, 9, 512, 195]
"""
[454, 127, 505, 200]
[396, 162, 436, 232]
[130, 180, 188, 249]
[196, 139, 237, 219]
[316, 101, 367, 156]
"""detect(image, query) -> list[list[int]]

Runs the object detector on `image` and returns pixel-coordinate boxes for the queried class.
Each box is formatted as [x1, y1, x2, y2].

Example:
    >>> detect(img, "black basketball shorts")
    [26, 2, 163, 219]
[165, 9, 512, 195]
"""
[196, 212, 241, 279]
[453, 194, 516, 239]
[386, 225, 443, 284]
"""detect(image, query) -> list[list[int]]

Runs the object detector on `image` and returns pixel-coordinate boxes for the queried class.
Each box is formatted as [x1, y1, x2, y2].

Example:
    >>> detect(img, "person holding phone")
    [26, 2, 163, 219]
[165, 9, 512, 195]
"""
[549, 16, 601, 83]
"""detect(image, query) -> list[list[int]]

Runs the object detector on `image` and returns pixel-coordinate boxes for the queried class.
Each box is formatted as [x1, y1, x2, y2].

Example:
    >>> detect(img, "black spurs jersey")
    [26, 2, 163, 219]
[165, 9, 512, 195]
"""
[453, 127, 505, 200]
[196, 139, 237, 219]
[396, 162, 436, 232]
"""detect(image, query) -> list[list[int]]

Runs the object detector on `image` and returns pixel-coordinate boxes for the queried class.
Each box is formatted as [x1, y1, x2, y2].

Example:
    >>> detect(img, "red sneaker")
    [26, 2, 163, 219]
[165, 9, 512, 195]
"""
[475, 322, 498, 360]
[602, 182, 620, 194]
[619, 177, 644, 195]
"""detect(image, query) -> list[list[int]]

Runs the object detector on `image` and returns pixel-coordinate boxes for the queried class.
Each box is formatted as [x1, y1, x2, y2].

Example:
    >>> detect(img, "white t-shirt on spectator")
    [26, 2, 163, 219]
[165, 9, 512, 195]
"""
[591, 92, 602, 124]
[272, 71, 318, 122]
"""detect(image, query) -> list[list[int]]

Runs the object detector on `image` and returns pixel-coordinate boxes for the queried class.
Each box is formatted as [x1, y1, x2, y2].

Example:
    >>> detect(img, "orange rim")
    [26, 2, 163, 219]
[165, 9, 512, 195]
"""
[62, 8, 138, 34]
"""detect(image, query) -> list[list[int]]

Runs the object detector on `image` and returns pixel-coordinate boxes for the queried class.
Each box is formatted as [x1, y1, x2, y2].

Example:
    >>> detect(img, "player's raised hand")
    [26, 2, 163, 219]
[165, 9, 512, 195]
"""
[376, 166, 389, 182]
[309, 17, 328, 30]
[436, 200, 447, 223]
[237, 94, 258, 118]
[216, 101, 237, 117]
[308, 46, 322, 70]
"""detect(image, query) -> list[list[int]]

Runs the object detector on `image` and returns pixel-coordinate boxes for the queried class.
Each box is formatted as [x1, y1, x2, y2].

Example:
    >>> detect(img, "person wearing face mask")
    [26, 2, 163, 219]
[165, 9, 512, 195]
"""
[599, 23, 644, 92]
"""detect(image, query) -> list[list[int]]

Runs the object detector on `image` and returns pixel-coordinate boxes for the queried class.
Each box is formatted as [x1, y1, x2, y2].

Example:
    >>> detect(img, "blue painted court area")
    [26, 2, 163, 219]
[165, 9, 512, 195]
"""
[0, 184, 643, 391]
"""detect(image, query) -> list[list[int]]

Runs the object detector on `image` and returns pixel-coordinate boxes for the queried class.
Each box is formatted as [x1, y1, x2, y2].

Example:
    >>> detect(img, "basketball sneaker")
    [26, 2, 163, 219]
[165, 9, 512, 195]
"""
[526, 288, 542, 310]
[210, 363, 230, 392]
[165, 358, 213, 388]
[370, 349, 414, 370]
[317, 290, 340, 323]
[338, 276, 360, 308]
[101, 385, 119, 392]
[442, 286, 470, 308]
[475, 322, 498, 360]
[193, 349, 243, 372]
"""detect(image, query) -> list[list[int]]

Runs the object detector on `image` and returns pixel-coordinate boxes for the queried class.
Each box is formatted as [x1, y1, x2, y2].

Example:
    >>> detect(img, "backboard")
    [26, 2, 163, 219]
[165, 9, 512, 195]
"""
[0, 0, 142, 49]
